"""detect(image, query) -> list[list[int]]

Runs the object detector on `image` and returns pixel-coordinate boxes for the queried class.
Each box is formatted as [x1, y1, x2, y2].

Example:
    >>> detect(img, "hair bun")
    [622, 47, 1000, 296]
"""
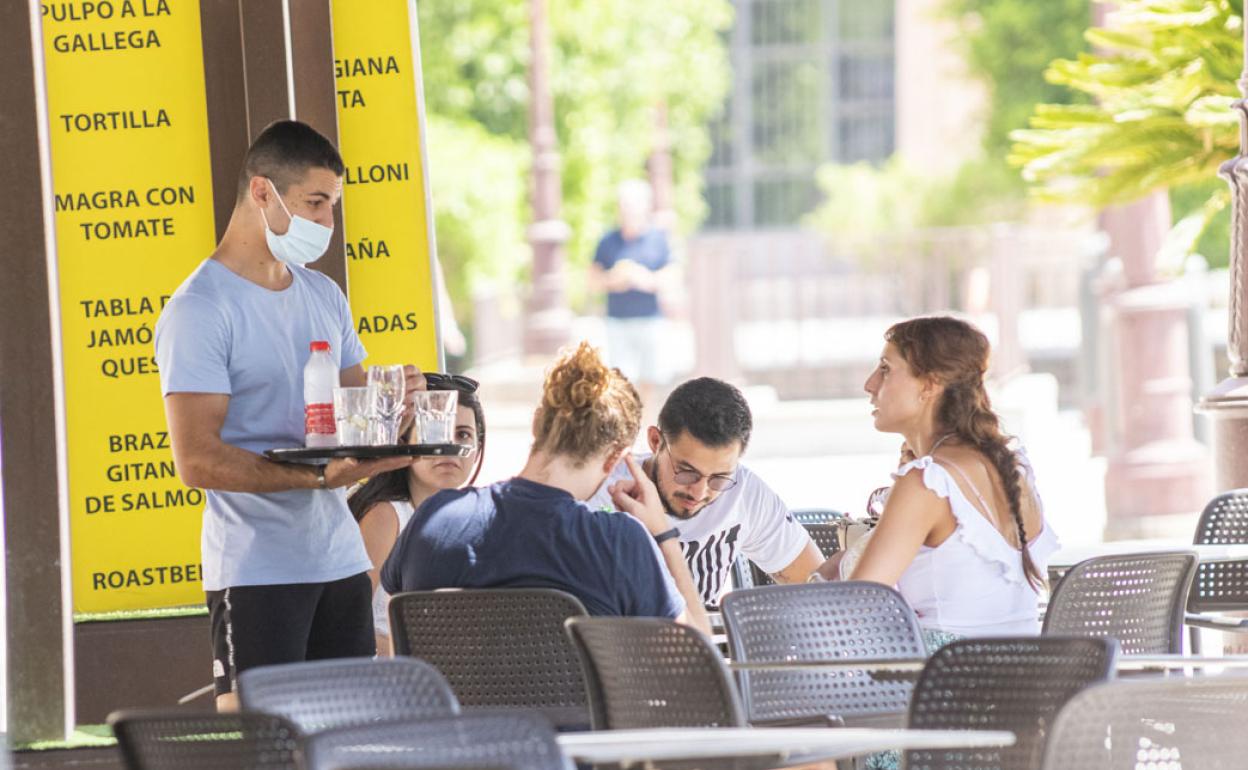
[543, 342, 610, 414]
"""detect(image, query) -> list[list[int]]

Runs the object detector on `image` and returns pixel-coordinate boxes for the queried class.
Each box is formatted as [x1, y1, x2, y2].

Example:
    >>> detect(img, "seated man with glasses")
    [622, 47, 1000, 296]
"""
[587, 377, 825, 605]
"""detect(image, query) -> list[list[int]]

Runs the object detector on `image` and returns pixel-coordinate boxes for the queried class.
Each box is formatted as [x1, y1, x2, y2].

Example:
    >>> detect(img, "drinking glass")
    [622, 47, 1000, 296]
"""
[333, 386, 371, 446]
[413, 389, 458, 444]
[367, 365, 406, 445]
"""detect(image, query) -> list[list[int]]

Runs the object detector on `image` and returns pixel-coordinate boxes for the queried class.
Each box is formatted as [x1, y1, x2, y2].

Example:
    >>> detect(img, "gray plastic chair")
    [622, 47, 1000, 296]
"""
[1040, 674, 1248, 770]
[1187, 489, 1248, 650]
[303, 712, 572, 770]
[238, 657, 459, 734]
[566, 617, 799, 770]
[793, 510, 844, 563]
[746, 562, 774, 589]
[729, 555, 757, 592]
[745, 514, 842, 588]
[109, 709, 302, 770]
[565, 616, 743, 730]
[1043, 550, 1197, 654]
[721, 581, 925, 727]
[903, 636, 1117, 770]
[387, 588, 589, 729]
[792, 508, 846, 526]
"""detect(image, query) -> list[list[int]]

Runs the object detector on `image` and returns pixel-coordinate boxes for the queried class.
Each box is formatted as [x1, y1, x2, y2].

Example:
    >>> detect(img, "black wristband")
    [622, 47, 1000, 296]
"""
[653, 527, 681, 545]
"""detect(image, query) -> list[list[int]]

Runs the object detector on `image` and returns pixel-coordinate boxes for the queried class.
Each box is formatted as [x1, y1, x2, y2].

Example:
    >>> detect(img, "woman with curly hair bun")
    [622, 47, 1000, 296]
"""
[380, 342, 709, 634]
[830, 316, 1059, 647]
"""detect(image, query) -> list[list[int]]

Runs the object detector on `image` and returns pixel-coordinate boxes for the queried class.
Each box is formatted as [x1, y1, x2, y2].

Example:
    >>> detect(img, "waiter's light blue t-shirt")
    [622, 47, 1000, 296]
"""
[154, 259, 371, 590]
[381, 477, 685, 619]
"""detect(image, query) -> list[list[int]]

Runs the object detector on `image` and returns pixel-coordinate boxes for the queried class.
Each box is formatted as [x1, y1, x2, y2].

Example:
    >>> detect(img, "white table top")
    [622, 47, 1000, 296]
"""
[729, 658, 925, 672]
[728, 653, 1248, 673]
[556, 726, 1015, 765]
[1050, 541, 1248, 568]
[1116, 654, 1248, 669]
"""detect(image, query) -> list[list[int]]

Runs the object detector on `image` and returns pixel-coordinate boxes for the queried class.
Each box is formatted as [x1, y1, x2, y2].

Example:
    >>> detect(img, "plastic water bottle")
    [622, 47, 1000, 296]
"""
[304, 340, 338, 448]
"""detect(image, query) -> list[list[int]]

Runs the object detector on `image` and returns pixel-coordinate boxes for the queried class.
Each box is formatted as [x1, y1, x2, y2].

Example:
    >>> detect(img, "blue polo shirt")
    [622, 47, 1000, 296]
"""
[592, 229, 670, 319]
[381, 477, 684, 619]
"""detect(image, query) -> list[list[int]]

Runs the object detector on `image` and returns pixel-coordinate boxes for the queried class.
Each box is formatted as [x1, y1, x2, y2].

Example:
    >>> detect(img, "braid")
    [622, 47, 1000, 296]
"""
[976, 427, 1044, 591]
[941, 379, 1045, 592]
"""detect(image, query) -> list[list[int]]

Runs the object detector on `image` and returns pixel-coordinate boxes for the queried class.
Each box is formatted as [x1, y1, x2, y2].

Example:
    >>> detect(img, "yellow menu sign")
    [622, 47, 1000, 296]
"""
[331, 0, 441, 370]
[42, 0, 216, 612]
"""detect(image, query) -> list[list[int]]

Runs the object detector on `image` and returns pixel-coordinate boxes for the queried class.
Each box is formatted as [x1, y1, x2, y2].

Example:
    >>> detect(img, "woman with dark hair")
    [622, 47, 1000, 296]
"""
[833, 316, 1059, 644]
[348, 374, 485, 655]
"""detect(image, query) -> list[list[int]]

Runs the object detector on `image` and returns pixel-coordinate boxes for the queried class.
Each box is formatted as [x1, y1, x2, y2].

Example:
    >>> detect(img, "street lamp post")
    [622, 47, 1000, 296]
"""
[1197, 17, 1248, 491]
[523, 0, 572, 356]
[648, 102, 676, 231]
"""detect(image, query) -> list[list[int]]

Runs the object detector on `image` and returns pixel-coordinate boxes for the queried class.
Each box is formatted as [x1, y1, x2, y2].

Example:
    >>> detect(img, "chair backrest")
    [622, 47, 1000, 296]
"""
[1190, 488, 1248, 612]
[744, 519, 842, 588]
[904, 636, 1117, 770]
[1040, 674, 1248, 770]
[729, 555, 756, 591]
[747, 562, 774, 588]
[791, 508, 845, 526]
[387, 588, 589, 728]
[721, 581, 925, 723]
[803, 522, 841, 557]
[237, 657, 459, 734]
[564, 616, 745, 729]
[1042, 551, 1197, 654]
[109, 709, 302, 770]
[303, 712, 571, 770]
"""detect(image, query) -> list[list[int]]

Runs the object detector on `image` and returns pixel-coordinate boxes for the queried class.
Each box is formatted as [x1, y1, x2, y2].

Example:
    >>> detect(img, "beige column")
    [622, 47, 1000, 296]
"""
[1101, 194, 1211, 537]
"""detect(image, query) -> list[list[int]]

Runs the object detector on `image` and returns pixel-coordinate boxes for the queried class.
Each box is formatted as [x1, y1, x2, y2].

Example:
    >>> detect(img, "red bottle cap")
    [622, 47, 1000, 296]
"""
[310, 341, 330, 352]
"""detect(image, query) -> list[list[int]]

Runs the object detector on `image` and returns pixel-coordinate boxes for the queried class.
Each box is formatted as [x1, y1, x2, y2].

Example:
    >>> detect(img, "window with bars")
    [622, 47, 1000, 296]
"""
[703, 0, 895, 230]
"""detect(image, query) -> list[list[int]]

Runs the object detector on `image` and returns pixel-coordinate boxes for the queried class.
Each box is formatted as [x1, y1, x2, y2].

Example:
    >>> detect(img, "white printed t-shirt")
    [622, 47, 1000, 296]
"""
[586, 452, 813, 604]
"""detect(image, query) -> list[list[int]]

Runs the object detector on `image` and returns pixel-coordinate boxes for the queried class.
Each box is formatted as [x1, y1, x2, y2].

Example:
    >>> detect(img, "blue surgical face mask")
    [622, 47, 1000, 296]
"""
[260, 178, 333, 267]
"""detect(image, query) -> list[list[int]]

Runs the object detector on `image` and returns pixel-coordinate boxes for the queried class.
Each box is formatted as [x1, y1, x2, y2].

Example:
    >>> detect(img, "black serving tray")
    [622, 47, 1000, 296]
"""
[265, 444, 471, 461]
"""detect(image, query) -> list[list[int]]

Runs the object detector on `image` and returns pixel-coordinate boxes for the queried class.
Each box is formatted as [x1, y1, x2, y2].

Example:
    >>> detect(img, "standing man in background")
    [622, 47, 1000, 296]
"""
[588, 179, 678, 411]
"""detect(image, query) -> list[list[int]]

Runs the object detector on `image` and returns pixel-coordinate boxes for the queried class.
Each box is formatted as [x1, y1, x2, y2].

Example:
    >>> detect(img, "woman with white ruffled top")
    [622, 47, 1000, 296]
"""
[820, 316, 1059, 649]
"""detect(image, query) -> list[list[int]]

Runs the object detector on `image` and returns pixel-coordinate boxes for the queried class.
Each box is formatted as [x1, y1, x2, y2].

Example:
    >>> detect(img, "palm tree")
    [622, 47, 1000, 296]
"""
[1010, 0, 1242, 258]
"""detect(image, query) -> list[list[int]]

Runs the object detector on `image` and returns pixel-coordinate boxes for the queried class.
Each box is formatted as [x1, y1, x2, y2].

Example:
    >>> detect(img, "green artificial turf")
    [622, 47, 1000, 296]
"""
[14, 724, 115, 751]
[73, 605, 207, 624]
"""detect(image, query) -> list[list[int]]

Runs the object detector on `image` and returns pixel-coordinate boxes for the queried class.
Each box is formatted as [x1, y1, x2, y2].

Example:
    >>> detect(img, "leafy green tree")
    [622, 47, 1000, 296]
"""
[946, 0, 1092, 162]
[1009, 0, 1242, 268]
[808, 0, 1091, 244]
[424, 115, 530, 314]
[417, 0, 732, 322]
[804, 156, 1023, 254]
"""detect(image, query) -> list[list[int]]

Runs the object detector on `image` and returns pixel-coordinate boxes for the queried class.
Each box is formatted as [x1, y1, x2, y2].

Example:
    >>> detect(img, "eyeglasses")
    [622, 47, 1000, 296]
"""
[661, 441, 737, 492]
[424, 372, 479, 393]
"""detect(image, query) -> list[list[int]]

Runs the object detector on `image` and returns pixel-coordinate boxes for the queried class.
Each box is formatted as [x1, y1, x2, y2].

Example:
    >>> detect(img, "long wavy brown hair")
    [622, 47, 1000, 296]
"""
[886, 316, 1043, 591]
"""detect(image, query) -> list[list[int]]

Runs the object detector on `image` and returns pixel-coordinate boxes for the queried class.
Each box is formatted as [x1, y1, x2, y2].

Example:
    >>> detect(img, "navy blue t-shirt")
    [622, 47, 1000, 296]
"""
[380, 477, 685, 619]
[592, 229, 671, 319]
